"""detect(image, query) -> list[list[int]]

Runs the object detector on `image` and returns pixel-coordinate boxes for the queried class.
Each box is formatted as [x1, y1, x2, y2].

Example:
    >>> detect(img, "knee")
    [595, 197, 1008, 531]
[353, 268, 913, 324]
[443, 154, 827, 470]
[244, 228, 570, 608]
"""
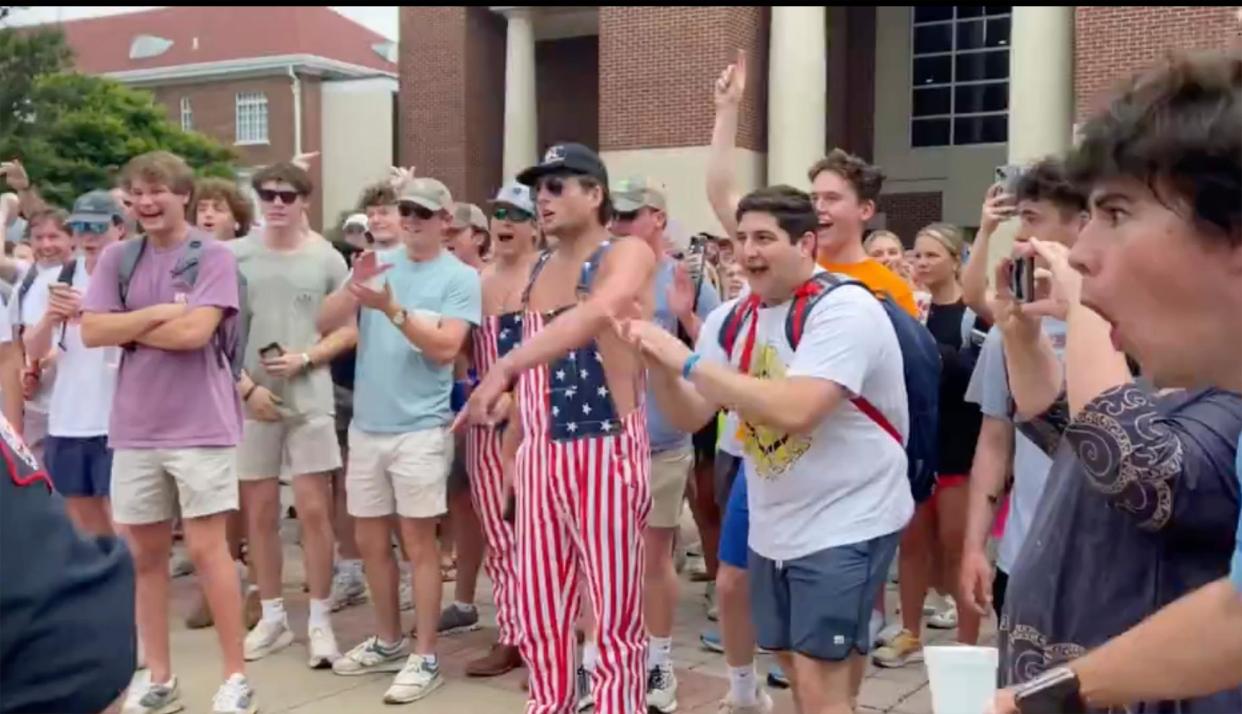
[130, 542, 168, 575]
[296, 498, 331, 533]
[243, 485, 279, 525]
[716, 565, 747, 601]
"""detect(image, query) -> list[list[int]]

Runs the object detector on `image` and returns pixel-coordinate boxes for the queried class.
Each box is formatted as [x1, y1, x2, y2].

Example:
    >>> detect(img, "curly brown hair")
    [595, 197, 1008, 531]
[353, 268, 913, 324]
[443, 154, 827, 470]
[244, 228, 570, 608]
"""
[191, 178, 253, 238]
[806, 148, 886, 203]
[735, 185, 818, 242]
[357, 180, 397, 211]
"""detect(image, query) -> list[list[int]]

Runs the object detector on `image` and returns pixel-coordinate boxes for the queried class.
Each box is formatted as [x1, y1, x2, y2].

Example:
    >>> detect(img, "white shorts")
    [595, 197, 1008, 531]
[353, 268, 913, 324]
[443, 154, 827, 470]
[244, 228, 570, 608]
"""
[111, 447, 238, 525]
[237, 415, 342, 481]
[346, 425, 452, 519]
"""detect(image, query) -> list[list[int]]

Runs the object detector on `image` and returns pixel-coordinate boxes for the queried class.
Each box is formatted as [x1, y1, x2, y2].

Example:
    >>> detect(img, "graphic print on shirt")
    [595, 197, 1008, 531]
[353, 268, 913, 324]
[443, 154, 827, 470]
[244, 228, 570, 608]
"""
[738, 342, 811, 479]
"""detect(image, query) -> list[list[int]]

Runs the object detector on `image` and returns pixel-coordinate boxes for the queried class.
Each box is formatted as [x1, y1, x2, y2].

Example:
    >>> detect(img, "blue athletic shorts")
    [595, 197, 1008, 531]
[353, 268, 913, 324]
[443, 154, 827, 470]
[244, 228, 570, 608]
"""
[718, 462, 750, 569]
[44, 435, 112, 498]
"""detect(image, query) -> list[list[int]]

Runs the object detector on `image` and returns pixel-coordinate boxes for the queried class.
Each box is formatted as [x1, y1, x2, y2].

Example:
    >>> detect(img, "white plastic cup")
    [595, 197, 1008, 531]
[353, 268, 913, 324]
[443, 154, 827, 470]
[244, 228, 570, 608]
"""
[924, 645, 999, 714]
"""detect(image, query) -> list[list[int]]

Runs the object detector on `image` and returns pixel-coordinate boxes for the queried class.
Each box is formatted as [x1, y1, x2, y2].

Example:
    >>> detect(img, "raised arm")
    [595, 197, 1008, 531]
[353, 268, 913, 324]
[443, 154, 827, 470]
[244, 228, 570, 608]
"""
[706, 50, 747, 237]
[961, 184, 1015, 322]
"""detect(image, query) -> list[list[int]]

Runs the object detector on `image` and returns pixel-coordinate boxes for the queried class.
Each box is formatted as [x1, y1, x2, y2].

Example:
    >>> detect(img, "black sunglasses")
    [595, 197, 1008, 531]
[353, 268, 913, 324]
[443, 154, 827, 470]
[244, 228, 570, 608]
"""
[398, 203, 436, 220]
[536, 172, 592, 197]
[613, 209, 643, 223]
[492, 206, 533, 222]
[257, 188, 301, 205]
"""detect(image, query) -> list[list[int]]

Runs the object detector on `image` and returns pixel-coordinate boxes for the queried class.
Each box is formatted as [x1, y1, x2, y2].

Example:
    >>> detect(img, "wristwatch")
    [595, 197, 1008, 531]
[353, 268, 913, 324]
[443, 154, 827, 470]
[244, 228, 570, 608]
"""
[389, 308, 408, 327]
[299, 352, 312, 370]
[1014, 666, 1087, 714]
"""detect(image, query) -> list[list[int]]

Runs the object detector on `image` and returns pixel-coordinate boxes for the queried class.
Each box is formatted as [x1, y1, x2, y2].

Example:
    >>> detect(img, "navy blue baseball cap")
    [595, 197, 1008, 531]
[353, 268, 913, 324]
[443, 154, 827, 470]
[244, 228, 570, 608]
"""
[67, 190, 124, 224]
[517, 143, 609, 188]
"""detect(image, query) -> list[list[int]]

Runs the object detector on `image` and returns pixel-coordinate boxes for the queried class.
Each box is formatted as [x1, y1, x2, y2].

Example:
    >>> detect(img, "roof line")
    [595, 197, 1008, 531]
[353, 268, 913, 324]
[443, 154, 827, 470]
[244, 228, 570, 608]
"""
[103, 53, 397, 84]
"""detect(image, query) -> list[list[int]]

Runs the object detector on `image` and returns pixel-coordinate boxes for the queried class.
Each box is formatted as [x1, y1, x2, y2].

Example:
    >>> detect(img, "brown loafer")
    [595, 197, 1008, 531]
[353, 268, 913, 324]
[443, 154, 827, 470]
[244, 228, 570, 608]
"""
[465, 643, 523, 677]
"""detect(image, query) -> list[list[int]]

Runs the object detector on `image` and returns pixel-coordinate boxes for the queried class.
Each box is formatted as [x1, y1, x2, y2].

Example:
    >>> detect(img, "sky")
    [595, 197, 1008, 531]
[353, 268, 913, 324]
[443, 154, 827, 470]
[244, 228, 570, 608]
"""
[3, 6, 399, 40]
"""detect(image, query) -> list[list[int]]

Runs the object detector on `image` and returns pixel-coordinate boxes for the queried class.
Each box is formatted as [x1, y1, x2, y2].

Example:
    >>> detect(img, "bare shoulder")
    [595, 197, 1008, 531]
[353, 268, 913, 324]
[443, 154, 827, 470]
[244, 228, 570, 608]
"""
[603, 236, 656, 276]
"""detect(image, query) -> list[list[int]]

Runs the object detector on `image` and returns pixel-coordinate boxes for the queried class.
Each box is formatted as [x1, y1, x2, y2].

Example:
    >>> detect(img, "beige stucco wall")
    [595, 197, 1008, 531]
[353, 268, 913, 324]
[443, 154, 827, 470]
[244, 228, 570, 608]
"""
[600, 146, 766, 236]
[321, 78, 397, 230]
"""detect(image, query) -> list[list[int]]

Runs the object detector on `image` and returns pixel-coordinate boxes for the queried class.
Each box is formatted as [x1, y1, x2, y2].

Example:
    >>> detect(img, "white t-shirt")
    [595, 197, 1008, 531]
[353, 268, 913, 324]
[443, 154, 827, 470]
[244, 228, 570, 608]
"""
[47, 257, 118, 437]
[694, 276, 915, 560]
[8, 262, 64, 414]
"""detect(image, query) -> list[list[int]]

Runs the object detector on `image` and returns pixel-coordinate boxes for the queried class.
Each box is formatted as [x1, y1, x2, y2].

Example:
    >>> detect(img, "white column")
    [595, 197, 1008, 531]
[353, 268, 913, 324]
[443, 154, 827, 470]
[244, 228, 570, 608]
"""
[1007, 6, 1074, 164]
[768, 6, 827, 188]
[502, 7, 538, 181]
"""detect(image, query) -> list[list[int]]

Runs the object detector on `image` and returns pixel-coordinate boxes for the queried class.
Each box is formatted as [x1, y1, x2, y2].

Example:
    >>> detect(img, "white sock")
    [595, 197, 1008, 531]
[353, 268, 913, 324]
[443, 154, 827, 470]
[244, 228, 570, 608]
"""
[453, 601, 475, 612]
[728, 665, 758, 705]
[308, 599, 332, 630]
[260, 598, 285, 624]
[582, 642, 599, 673]
[647, 635, 673, 669]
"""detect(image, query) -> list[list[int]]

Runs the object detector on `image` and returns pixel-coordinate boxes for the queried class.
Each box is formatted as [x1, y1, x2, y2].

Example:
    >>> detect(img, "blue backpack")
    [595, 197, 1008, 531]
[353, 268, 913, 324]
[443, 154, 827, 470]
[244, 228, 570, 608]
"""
[718, 272, 941, 502]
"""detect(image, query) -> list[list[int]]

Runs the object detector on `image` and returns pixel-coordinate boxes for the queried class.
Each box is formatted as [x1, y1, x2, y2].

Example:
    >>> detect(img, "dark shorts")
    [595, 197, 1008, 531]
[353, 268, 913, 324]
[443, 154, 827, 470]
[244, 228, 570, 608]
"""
[334, 385, 353, 449]
[718, 459, 749, 569]
[749, 531, 900, 662]
[45, 435, 113, 498]
[447, 425, 469, 496]
[713, 450, 742, 512]
[993, 568, 1009, 616]
[692, 419, 719, 464]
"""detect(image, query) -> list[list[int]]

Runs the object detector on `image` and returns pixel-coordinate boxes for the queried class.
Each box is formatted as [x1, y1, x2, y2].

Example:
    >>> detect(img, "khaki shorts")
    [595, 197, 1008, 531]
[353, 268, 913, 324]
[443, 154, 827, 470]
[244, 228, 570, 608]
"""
[649, 445, 692, 529]
[111, 447, 238, 525]
[347, 425, 452, 519]
[237, 415, 342, 481]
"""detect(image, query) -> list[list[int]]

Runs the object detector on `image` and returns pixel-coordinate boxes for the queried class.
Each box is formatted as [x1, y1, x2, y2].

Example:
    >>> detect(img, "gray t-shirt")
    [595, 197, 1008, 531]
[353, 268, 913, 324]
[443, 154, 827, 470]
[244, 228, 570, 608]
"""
[963, 321, 1066, 573]
[230, 235, 349, 420]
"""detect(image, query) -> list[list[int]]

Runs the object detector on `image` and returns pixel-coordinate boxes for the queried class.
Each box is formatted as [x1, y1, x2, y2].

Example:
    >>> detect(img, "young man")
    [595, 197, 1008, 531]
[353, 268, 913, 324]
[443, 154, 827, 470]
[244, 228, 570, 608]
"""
[358, 180, 403, 250]
[610, 175, 721, 712]
[992, 49, 1242, 714]
[445, 202, 489, 268]
[9, 207, 73, 465]
[451, 181, 540, 678]
[461, 143, 657, 714]
[80, 151, 254, 713]
[625, 186, 912, 714]
[318, 176, 481, 704]
[956, 159, 1087, 636]
[23, 191, 125, 537]
[231, 162, 355, 669]
[342, 213, 370, 250]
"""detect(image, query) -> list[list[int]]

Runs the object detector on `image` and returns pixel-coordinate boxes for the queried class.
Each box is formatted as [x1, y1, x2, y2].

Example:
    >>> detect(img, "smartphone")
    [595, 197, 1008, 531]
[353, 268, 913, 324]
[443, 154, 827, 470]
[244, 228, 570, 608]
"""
[1009, 256, 1036, 303]
[259, 342, 285, 359]
[995, 164, 1025, 195]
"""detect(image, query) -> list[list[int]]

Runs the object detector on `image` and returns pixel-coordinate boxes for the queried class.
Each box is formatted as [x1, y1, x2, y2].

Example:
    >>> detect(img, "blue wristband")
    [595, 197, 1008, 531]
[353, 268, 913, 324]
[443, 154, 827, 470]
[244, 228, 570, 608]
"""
[682, 354, 702, 379]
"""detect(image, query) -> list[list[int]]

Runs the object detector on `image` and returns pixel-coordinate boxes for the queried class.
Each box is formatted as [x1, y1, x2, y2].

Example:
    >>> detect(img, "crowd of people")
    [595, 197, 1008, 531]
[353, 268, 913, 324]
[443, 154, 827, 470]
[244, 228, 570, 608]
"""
[0, 40, 1239, 714]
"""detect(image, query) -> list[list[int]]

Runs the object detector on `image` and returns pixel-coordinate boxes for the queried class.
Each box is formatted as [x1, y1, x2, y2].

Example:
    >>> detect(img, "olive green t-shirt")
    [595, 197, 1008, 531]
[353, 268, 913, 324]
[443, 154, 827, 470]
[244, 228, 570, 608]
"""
[230, 235, 349, 420]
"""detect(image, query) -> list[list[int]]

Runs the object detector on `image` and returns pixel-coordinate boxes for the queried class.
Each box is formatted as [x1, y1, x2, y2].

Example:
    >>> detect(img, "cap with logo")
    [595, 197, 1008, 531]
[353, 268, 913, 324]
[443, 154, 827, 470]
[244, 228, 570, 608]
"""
[612, 176, 668, 213]
[489, 182, 535, 216]
[343, 213, 369, 231]
[399, 177, 453, 212]
[68, 190, 124, 225]
[516, 143, 609, 188]
[452, 203, 489, 233]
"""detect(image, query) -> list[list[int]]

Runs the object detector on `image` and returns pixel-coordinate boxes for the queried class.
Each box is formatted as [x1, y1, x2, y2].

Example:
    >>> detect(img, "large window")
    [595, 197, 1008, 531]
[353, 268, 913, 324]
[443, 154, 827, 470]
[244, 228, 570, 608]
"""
[235, 92, 269, 145]
[179, 97, 193, 132]
[910, 6, 1011, 148]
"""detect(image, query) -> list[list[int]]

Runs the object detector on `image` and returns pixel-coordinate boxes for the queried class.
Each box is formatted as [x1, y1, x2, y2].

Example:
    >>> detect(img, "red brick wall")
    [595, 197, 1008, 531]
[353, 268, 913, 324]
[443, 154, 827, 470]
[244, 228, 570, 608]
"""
[827, 7, 876, 161]
[537, 36, 600, 153]
[1075, 6, 1242, 121]
[598, 6, 768, 152]
[876, 192, 942, 245]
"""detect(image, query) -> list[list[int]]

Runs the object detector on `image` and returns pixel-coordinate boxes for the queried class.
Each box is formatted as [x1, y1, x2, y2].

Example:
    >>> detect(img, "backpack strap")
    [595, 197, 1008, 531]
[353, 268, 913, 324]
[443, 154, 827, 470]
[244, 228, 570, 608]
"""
[521, 249, 554, 309]
[16, 264, 39, 313]
[56, 259, 77, 287]
[717, 294, 760, 360]
[117, 236, 148, 308]
[170, 238, 205, 285]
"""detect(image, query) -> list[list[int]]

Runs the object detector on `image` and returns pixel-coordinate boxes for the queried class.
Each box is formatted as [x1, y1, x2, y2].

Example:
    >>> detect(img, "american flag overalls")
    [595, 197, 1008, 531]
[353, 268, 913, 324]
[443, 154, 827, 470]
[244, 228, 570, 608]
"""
[514, 241, 651, 714]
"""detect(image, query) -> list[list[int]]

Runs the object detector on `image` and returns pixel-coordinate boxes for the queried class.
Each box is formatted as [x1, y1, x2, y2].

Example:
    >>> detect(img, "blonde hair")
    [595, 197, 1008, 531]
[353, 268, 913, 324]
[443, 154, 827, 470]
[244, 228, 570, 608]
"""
[914, 223, 966, 264]
[863, 230, 903, 253]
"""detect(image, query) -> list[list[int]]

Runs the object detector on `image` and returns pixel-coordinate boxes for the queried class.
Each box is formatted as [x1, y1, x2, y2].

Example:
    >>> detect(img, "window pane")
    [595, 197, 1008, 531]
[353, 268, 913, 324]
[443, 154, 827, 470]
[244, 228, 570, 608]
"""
[956, 5, 984, 18]
[956, 20, 984, 51]
[954, 81, 1008, 113]
[912, 118, 951, 147]
[913, 55, 953, 85]
[913, 87, 952, 117]
[986, 16, 1011, 47]
[914, 23, 953, 55]
[953, 114, 1007, 144]
[914, 6, 953, 23]
[985, 6, 1011, 16]
[955, 49, 1008, 82]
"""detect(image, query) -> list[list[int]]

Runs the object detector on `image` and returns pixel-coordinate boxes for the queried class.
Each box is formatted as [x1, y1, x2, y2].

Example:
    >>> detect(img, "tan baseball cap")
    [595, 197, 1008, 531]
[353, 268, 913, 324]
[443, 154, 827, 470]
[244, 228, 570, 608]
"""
[451, 203, 489, 233]
[612, 176, 667, 213]
[398, 177, 452, 212]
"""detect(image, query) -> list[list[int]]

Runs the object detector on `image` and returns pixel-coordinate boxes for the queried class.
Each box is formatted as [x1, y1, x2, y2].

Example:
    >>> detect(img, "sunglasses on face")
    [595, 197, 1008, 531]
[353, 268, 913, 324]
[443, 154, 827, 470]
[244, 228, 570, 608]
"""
[257, 188, 301, 205]
[69, 221, 112, 235]
[613, 209, 642, 223]
[492, 206, 533, 222]
[535, 172, 592, 197]
[398, 203, 436, 220]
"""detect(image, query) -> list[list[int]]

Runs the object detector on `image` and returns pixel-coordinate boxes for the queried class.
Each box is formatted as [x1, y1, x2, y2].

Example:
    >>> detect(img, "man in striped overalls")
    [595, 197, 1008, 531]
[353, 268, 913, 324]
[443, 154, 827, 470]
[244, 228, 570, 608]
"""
[462, 143, 658, 714]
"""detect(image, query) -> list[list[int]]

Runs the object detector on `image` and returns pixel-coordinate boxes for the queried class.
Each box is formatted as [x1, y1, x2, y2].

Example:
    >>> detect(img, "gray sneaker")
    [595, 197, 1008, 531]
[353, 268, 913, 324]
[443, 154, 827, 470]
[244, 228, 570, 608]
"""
[123, 674, 183, 714]
[437, 603, 481, 635]
[329, 568, 368, 612]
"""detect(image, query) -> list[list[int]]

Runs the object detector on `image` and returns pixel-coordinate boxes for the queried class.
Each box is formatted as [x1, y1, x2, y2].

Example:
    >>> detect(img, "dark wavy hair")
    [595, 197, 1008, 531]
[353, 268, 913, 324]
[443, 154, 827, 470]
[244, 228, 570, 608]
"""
[736, 186, 818, 242]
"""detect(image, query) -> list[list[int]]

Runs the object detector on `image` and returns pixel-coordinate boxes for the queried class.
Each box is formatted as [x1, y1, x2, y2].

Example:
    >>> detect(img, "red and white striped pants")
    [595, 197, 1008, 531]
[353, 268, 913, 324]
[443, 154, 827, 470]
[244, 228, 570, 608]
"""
[516, 409, 651, 714]
[466, 425, 521, 646]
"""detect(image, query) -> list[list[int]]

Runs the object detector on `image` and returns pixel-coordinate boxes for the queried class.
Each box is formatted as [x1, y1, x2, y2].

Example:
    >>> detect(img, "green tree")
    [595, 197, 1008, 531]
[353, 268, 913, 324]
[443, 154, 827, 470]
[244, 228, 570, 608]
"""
[0, 25, 71, 136]
[0, 26, 235, 208]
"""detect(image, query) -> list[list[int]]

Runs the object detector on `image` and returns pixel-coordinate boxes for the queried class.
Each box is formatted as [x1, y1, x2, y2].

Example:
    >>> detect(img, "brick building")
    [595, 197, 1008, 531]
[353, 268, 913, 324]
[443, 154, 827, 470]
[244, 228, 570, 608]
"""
[57, 6, 399, 231]
[399, 5, 1241, 240]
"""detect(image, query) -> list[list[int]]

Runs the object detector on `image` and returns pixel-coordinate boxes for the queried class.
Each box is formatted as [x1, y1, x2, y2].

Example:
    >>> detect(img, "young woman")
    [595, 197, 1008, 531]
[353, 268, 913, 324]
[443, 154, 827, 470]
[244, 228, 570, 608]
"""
[866, 230, 929, 319]
[874, 223, 987, 667]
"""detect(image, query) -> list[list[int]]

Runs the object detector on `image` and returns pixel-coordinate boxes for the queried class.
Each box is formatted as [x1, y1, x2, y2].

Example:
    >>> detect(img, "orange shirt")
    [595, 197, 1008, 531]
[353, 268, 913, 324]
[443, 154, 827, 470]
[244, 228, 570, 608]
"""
[818, 257, 920, 318]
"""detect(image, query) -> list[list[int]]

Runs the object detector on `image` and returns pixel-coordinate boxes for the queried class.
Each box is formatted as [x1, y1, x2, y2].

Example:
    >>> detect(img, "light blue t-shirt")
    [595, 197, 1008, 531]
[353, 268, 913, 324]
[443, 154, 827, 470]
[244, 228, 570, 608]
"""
[353, 249, 481, 433]
[1233, 434, 1242, 591]
[648, 258, 721, 453]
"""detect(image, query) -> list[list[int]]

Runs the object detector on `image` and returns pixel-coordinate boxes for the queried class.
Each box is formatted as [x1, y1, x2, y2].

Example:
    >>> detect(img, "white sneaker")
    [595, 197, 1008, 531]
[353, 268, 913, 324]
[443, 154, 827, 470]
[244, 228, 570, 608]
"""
[168, 552, 194, 578]
[646, 664, 678, 713]
[123, 672, 183, 714]
[399, 571, 415, 612]
[308, 625, 341, 669]
[876, 621, 903, 647]
[717, 686, 774, 713]
[211, 673, 257, 714]
[332, 635, 409, 676]
[383, 654, 445, 704]
[927, 595, 959, 630]
[243, 617, 294, 661]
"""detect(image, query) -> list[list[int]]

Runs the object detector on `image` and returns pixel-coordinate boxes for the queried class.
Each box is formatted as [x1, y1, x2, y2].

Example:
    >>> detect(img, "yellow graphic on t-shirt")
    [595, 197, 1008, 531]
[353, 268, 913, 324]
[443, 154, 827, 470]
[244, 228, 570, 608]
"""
[737, 343, 811, 480]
